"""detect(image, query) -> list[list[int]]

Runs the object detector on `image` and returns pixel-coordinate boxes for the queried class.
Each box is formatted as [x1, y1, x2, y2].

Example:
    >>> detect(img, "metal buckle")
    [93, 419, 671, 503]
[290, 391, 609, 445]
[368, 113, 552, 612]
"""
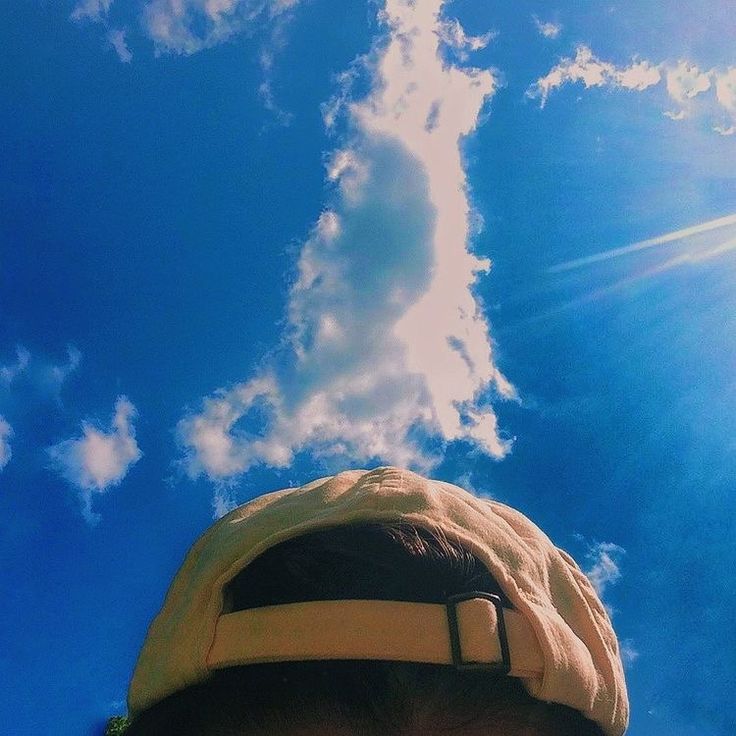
[446, 591, 511, 674]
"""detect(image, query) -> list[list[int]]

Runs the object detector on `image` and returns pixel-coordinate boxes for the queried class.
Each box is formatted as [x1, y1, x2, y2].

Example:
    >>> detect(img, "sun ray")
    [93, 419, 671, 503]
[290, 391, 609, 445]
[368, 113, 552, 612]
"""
[548, 213, 736, 273]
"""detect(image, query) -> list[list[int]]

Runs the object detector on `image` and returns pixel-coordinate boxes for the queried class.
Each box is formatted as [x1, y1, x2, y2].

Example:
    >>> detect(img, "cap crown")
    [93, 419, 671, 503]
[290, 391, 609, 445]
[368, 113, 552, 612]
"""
[129, 467, 628, 735]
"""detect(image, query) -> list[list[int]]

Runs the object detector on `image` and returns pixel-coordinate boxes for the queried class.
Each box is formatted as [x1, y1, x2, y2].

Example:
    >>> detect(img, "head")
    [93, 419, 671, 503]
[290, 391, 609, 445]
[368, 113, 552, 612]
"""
[126, 468, 628, 736]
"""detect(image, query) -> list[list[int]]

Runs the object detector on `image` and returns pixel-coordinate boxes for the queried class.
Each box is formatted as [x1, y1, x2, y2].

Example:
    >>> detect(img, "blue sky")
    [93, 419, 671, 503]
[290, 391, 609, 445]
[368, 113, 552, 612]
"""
[2, 1, 735, 733]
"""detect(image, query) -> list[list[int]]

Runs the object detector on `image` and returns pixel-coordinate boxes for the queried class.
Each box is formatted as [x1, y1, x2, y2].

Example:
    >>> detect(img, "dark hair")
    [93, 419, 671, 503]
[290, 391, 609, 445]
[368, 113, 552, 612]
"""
[127, 523, 605, 736]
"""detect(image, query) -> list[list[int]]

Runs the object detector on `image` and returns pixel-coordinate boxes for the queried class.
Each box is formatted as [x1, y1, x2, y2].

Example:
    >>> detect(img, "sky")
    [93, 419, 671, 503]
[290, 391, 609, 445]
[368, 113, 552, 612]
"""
[1, 0, 735, 733]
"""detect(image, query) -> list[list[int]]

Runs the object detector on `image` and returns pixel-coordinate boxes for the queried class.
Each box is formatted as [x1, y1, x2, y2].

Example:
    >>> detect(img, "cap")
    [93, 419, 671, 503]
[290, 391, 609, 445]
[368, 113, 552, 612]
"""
[128, 467, 629, 735]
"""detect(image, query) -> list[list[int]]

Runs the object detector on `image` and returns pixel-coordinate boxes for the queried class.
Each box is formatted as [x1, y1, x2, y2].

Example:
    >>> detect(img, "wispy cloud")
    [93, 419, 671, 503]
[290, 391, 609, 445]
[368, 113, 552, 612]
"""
[255, 12, 297, 125]
[585, 541, 625, 598]
[528, 45, 661, 108]
[107, 28, 133, 63]
[45, 345, 82, 397]
[714, 67, 736, 135]
[0, 345, 31, 385]
[179, 0, 515, 485]
[48, 396, 142, 524]
[1, 344, 81, 395]
[437, 18, 496, 62]
[664, 60, 711, 118]
[530, 45, 736, 133]
[0, 416, 12, 471]
[70, 0, 134, 63]
[532, 15, 562, 40]
[141, 0, 299, 55]
[71, 0, 113, 22]
[0, 344, 84, 474]
[72, 0, 302, 66]
[620, 639, 640, 667]
[105, 0, 300, 117]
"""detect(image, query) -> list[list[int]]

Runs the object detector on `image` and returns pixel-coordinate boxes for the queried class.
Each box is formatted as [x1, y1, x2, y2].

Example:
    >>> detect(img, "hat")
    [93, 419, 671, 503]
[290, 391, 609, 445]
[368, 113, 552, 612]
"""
[128, 466, 628, 735]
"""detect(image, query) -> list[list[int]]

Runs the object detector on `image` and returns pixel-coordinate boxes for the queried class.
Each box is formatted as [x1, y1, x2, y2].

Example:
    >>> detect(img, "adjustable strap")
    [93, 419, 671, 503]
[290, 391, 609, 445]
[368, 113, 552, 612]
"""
[207, 596, 544, 678]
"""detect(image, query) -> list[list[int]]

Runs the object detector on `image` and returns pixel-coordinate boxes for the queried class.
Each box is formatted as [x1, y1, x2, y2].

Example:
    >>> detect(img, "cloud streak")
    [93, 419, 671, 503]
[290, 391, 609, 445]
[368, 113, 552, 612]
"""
[48, 396, 142, 524]
[0, 417, 12, 471]
[179, 0, 514, 486]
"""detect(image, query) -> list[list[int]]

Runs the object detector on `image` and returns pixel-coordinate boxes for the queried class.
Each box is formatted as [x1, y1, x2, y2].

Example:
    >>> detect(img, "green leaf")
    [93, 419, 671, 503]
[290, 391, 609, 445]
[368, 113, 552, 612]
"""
[104, 715, 130, 735]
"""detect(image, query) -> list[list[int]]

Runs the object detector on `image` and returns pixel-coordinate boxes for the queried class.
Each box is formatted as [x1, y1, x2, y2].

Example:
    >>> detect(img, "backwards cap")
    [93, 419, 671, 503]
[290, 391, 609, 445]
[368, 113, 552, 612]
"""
[129, 467, 629, 735]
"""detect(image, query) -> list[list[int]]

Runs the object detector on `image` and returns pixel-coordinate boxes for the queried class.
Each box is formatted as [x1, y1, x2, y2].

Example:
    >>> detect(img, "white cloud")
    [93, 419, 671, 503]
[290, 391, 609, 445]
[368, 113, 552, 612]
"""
[70, 0, 133, 64]
[663, 108, 686, 121]
[321, 67, 361, 130]
[614, 60, 662, 91]
[532, 15, 562, 40]
[528, 45, 661, 108]
[179, 0, 515, 483]
[141, 0, 299, 55]
[665, 61, 711, 104]
[48, 396, 142, 524]
[664, 60, 711, 118]
[0, 416, 12, 471]
[714, 124, 736, 136]
[620, 638, 640, 666]
[715, 67, 736, 112]
[714, 67, 736, 134]
[437, 18, 496, 62]
[71, 0, 113, 22]
[256, 14, 297, 125]
[530, 46, 736, 132]
[585, 541, 625, 598]
[46, 345, 82, 393]
[108, 28, 133, 62]
[0, 345, 30, 385]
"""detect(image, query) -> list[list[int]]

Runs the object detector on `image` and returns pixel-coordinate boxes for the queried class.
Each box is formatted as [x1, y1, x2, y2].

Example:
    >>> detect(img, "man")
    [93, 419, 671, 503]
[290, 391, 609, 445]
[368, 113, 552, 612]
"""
[125, 467, 628, 735]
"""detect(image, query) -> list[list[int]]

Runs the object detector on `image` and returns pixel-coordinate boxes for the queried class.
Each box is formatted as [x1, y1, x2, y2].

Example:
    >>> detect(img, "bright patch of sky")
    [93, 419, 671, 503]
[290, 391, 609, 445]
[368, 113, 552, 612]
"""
[2, 0, 736, 734]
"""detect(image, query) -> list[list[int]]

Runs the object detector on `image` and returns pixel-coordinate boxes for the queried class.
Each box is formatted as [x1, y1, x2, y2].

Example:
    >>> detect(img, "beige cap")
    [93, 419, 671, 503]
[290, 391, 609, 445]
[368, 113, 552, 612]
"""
[128, 467, 629, 735]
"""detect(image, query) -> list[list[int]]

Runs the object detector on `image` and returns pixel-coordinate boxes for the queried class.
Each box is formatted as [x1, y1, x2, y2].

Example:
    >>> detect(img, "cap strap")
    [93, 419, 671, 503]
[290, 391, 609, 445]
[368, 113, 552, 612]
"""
[207, 597, 544, 678]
